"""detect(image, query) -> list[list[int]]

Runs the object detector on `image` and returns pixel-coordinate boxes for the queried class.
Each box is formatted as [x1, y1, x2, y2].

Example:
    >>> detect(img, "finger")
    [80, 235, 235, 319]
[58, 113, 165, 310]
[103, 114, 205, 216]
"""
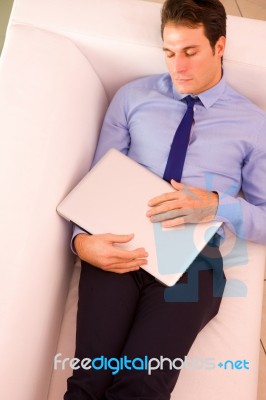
[110, 258, 147, 269]
[170, 180, 185, 190]
[148, 191, 181, 207]
[159, 208, 216, 226]
[105, 233, 135, 243]
[110, 246, 149, 260]
[171, 181, 204, 202]
[105, 258, 148, 272]
[104, 256, 148, 266]
[146, 200, 182, 217]
[161, 216, 186, 228]
[150, 209, 189, 223]
[107, 267, 140, 274]
[160, 212, 204, 228]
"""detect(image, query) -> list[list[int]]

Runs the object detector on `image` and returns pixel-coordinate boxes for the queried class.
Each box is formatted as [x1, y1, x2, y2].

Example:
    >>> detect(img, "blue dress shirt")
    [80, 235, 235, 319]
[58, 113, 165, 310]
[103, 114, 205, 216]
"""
[72, 73, 266, 250]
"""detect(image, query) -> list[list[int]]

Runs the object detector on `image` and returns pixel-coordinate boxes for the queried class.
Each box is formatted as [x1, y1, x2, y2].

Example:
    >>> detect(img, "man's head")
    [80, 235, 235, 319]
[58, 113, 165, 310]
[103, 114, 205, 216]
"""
[161, 0, 227, 94]
[161, 0, 226, 50]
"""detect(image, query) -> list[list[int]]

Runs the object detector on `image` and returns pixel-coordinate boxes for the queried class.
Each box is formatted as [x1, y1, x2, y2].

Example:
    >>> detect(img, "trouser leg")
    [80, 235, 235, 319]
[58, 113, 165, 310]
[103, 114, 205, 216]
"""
[104, 245, 226, 400]
[64, 262, 142, 400]
[65, 244, 226, 400]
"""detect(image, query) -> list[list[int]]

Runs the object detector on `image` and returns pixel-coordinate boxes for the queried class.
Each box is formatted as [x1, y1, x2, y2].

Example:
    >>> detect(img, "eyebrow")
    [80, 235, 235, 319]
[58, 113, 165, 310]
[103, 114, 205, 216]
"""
[162, 45, 200, 52]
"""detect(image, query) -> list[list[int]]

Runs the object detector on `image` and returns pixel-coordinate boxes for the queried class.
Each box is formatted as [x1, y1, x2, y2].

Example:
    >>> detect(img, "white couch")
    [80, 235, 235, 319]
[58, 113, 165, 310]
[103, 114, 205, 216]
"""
[0, 0, 265, 399]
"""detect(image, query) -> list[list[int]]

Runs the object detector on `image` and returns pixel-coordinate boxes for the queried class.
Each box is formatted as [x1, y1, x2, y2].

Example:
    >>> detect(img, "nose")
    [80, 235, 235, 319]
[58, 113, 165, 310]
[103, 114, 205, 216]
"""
[173, 54, 188, 74]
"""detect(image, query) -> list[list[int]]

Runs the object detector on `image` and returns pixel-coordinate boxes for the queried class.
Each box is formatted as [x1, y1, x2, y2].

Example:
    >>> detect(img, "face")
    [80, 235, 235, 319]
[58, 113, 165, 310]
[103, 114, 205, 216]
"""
[162, 23, 225, 94]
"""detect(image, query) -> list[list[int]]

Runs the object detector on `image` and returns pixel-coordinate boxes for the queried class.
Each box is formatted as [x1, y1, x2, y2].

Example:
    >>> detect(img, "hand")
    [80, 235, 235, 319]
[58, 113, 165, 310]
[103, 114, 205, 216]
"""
[74, 233, 148, 274]
[146, 180, 218, 228]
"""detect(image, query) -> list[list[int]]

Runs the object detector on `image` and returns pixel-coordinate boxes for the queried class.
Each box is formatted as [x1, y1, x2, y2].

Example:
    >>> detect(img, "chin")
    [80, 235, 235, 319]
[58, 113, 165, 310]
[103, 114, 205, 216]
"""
[175, 85, 194, 94]
[173, 81, 196, 94]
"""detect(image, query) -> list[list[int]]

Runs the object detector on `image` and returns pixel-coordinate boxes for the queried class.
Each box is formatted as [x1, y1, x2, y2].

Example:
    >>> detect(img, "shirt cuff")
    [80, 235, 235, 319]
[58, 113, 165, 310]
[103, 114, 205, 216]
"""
[214, 191, 243, 237]
[70, 224, 89, 255]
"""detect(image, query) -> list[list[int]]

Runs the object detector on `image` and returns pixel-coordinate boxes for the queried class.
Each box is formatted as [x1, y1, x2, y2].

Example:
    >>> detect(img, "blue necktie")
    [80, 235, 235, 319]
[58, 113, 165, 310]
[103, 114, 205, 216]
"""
[163, 95, 197, 183]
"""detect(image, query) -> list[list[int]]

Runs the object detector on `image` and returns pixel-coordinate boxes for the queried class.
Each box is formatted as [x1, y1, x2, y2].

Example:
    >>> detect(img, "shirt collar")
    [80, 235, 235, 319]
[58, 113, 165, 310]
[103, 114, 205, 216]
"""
[172, 73, 226, 109]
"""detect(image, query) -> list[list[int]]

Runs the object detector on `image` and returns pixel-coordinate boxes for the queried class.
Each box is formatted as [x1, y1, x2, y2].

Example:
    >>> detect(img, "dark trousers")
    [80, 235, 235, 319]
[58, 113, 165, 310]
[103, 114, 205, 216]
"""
[64, 239, 226, 400]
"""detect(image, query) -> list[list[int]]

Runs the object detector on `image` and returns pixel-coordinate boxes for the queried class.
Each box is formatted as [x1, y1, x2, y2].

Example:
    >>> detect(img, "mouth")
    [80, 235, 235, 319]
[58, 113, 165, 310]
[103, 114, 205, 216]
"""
[174, 78, 192, 84]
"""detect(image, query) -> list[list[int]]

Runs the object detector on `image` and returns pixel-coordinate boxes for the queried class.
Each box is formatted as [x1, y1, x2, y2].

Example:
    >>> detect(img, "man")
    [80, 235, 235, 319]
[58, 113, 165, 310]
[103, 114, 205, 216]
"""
[64, 0, 266, 399]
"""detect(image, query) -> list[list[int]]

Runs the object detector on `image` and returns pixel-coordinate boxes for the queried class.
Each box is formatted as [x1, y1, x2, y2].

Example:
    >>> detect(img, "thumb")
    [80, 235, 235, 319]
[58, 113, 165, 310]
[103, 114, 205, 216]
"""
[106, 233, 135, 243]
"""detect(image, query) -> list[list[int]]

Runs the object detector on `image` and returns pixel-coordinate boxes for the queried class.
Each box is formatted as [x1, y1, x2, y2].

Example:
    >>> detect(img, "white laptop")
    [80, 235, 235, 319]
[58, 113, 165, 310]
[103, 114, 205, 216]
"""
[57, 148, 222, 286]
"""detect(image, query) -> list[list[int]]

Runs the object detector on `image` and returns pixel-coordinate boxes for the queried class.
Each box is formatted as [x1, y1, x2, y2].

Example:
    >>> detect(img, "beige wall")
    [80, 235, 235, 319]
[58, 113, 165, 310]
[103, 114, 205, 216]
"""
[1, 0, 266, 54]
[0, 0, 13, 53]
[142, 0, 266, 19]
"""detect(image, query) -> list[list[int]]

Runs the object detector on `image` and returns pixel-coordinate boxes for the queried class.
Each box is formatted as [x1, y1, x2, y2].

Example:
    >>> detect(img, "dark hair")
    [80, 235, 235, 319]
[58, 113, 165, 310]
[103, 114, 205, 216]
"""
[161, 0, 226, 49]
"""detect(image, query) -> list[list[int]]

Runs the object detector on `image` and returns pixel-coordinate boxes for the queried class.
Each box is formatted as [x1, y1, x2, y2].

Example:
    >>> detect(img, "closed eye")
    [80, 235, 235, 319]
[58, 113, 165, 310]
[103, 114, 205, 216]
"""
[185, 51, 197, 57]
[164, 50, 175, 58]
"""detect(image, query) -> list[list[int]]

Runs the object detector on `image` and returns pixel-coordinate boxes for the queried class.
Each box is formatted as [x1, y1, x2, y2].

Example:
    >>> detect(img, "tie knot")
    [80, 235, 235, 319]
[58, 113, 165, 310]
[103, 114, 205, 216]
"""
[185, 95, 197, 108]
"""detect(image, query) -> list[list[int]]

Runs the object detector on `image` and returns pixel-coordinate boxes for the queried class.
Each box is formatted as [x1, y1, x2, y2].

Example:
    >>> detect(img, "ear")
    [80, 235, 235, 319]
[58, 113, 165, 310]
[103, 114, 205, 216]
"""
[215, 36, 226, 57]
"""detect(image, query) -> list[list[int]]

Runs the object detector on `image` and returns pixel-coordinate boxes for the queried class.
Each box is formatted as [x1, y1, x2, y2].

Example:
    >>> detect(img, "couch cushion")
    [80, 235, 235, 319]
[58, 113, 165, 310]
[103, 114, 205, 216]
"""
[0, 25, 108, 399]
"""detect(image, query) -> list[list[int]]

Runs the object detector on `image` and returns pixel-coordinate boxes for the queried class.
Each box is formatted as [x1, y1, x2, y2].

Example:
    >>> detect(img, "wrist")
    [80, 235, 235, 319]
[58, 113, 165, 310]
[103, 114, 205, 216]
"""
[73, 233, 89, 255]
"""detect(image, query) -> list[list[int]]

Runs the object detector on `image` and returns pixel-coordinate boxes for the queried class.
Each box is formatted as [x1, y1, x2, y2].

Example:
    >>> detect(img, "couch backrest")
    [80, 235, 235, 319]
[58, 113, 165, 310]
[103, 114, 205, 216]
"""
[7, 0, 266, 108]
[0, 21, 108, 400]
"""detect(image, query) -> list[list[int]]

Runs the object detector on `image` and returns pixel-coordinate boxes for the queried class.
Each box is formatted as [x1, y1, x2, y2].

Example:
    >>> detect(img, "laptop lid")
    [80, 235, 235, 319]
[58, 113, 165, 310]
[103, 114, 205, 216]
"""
[57, 148, 222, 286]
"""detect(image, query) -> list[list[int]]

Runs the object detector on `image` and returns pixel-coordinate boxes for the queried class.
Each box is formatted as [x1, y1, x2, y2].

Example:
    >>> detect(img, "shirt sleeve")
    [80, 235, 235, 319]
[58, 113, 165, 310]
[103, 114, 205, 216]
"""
[70, 225, 88, 255]
[215, 117, 266, 244]
[91, 84, 131, 166]
[70, 84, 131, 254]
